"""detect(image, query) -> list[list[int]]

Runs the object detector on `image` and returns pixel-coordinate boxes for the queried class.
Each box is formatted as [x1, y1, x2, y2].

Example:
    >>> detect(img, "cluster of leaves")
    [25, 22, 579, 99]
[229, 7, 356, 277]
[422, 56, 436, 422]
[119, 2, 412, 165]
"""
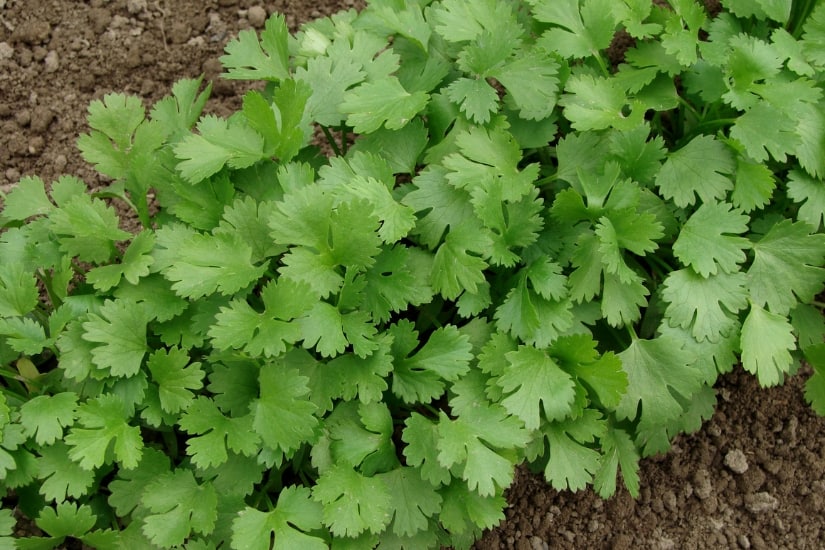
[2, 0, 825, 547]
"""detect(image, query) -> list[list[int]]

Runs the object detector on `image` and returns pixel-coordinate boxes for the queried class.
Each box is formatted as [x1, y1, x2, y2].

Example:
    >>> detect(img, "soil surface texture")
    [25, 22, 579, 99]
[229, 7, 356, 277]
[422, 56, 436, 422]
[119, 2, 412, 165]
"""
[2, 1, 824, 549]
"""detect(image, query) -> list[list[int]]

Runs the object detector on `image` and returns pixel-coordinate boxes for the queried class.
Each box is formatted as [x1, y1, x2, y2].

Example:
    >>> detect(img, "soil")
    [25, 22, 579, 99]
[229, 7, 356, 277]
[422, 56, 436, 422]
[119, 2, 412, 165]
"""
[1, 1, 824, 549]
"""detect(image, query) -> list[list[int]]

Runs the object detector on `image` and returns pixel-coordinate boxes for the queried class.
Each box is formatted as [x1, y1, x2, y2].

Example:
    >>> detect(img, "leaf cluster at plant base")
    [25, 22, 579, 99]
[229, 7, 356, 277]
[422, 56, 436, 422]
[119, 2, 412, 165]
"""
[2, 0, 825, 547]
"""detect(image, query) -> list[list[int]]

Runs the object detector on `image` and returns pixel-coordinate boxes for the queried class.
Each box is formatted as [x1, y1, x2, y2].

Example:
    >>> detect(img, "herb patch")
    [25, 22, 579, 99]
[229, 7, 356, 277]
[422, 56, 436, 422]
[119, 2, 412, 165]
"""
[1, 1, 825, 548]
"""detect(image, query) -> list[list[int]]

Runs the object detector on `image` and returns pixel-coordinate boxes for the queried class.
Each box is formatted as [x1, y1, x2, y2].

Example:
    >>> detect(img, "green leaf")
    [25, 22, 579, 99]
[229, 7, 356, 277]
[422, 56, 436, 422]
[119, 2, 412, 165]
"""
[662, 269, 749, 343]
[445, 77, 499, 124]
[81, 299, 150, 378]
[341, 77, 429, 134]
[19, 393, 77, 446]
[85, 230, 155, 291]
[179, 397, 259, 469]
[1, 175, 54, 221]
[220, 13, 290, 81]
[497, 345, 577, 429]
[0, 317, 49, 355]
[495, 50, 560, 121]
[327, 335, 393, 404]
[36, 502, 97, 539]
[155, 226, 267, 299]
[532, 0, 618, 58]
[803, 343, 825, 415]
[65, 394, 143, 470]
[253, 361, 319, 454]
[656, 135, 736, 208]
[108, 448, 171, 517]
[174, 115, 265, 183]
[146, 347, 204, 414]
[391, 322, 473, 404]
[593, 425, 640, 498]
[380, 466, 443, 536]
[402, 413, 452, 487]
[435, 406, 530, 496]
[36, 442, 95, 502]
[615, 335, 708, 430]
[313, 464, 392, 537]
[232, 487, 326, 550]
[541, 410, 606, 492]
[0, 263, 39, 317]
[741, 302, 796, 387]
[560, 74, 645, 131]
[141, 469, 218, 548]
[747, 219, 825, 315]
[552, 334, 627, 409]
[439, 479, 506, 536]
[672, 201, 750, 277]
[787, 169, 825, 231]
[732, 155, 775, 213]
[431, 225, 491, 300]
[49, 194, 131, 263]
[295, 55, 365, 127]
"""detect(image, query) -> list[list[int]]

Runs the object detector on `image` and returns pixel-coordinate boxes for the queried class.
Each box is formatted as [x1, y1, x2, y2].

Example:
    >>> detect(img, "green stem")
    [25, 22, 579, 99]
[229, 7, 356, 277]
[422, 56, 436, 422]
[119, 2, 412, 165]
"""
[339, 123, 350, 155]
[626, 325, 639, 342]
[320, 125, 342, 156]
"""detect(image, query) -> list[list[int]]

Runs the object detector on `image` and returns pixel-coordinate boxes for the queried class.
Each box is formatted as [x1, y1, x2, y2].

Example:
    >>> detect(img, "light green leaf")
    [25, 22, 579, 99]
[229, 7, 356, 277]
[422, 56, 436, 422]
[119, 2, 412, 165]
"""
[81, 299, 150, 378]
[656, 135, 735, 208]
[747, 219, 825, 315]
[232, 487, 326, 550]
[220, 14, 290, 81]
[341, 77, 429, 133]
[741, 302, 796, 387]
[672, 201, 750, 276]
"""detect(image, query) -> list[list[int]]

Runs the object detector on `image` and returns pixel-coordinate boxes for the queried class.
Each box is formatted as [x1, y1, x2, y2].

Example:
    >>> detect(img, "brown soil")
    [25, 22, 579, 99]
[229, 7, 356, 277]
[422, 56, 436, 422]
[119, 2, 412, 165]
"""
[2, 1, 824, 549]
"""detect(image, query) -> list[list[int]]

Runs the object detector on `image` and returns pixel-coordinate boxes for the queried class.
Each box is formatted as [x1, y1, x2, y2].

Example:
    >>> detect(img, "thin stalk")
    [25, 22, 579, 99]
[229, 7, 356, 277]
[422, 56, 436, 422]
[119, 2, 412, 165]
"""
[320, 125, 342, 156]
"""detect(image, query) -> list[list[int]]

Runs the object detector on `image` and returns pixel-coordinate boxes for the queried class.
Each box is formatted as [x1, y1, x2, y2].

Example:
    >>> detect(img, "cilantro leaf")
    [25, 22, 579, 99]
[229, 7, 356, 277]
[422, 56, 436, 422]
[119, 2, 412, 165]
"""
[341, 77, 429, 133]
[672, 201, 751, 276]
[662, 269, 749, 343]
[326, 334, 393, 404]
[179, 397, 259, 469]
[295, 52, 366, 127]
[49, 194, 131, 263]
[19, 393, 77, 446]
[220, 13, 290, 81]
[532, 0, 618, 59]
[0, 316, 50, 356]
[173, 115, 265, 183]
[803, 343, 825, 415]
[252, 361, 319, 454]
[36, 441, 95, 502]
[560, 74, 645, 131]
[155, 227, 267, 299]
[655, 135, 736, 208]
[81, 299, 150, 378]
[141, 469, 218, 548]
[615, 335, 708, 430]
[65, 394, 143, 470]
[732, 155, 776, 213]
[36, 501, 97, 540]
[436, 406, 530, 496]
[0, 263, 39, 317]
[232, 487, 326, 550]
[593, 425, 640, 498]
[431, 225, 491, 300]
[313, 464, 392, 537]
[445, 77, 499, 124]
[741, 302, 796, 387]
[85, 230, 155, 292]
[496, 345, 577, 429]
[391, 322, 473, 404]
[146, 347, 204, 414]
[439, 479, 506, 537]
[490, 47, 560, 120]
[1, 175, 54, 221]
[402, 413, 452, 487]
[747, 219, 825, 315]
[541, 410, 606, 492]
[380, 466, 443, 536]
[787, 169, 825, 230]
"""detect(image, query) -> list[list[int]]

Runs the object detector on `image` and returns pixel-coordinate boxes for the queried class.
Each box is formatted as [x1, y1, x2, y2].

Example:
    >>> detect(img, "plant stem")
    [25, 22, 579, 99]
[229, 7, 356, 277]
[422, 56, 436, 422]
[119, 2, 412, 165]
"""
[320, 125, 342, 156]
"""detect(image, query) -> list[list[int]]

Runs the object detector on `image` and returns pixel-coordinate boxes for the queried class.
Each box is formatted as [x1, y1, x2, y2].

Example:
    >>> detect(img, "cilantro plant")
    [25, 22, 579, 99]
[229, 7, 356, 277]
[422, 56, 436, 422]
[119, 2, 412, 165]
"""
[2, 0, 825, 547]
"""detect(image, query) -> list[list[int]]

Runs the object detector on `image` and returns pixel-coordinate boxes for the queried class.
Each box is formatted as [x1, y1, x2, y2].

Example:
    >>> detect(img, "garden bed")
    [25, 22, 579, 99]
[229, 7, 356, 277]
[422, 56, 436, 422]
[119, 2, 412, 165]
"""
[2, 0, 824, 548]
